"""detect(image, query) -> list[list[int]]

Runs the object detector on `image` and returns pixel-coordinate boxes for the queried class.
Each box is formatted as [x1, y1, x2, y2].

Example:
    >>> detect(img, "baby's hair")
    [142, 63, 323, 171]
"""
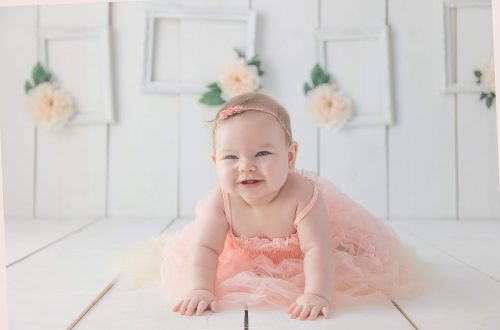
[211, 92, 293, 148]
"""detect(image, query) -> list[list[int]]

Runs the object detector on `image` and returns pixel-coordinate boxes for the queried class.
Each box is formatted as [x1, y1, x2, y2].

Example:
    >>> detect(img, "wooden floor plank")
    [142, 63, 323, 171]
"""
[392, 225, 500, 329]
[74, 287, 243, 330]
[5, 217, 100, 265]
[393, 220, 500, 282]
[6, 218, 172, 330]
[248, 302, 414, 330]
[75, 219, 243, 330]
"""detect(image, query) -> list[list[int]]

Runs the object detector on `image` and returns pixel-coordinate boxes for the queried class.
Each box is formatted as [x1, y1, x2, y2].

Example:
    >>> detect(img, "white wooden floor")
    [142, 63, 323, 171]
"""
[5, 218, 500, 330]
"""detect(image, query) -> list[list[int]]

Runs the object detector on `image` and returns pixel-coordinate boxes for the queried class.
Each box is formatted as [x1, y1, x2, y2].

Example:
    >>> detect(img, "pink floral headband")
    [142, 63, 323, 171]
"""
[218, 105, 243, 120]
[217, 105, 293, 142]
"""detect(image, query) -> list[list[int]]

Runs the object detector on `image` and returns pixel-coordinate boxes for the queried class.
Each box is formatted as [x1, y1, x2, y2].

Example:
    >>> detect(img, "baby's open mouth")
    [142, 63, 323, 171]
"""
[241, 180, 261, 184]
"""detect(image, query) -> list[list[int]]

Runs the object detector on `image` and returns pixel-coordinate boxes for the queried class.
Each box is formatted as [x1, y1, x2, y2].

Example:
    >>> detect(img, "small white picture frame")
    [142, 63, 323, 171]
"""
[443, 0, 492, 93]
[142, 7, 256, 94]
[316, 26, 393, 127]
[38, 27, 115, 125]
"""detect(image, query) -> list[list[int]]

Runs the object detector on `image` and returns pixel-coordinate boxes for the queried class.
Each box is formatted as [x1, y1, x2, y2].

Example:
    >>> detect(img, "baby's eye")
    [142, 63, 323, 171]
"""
[224, 155, 238, 160]
[256, 151, 271, 157]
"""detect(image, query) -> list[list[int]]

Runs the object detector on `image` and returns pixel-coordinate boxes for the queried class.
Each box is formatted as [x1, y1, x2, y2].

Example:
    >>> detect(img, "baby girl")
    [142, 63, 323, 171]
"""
[161, 92, 420, 320]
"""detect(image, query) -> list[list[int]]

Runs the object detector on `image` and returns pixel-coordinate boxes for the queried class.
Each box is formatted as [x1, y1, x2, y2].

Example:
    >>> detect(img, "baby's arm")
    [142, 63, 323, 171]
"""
[172, 187, 228, 316]
[289, 189, 333, 320]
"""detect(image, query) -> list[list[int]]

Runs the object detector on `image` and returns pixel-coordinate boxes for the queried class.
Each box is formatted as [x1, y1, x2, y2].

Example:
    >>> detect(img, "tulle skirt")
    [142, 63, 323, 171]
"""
[161, 172, 423, 309]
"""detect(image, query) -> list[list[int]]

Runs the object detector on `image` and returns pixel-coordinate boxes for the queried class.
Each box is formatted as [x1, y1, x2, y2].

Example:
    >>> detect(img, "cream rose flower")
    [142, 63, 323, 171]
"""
[307, 83, 355, 129]
[26, 81, 75, 131]
[217, 58, 261, 99]
[484, 57, 496, 93]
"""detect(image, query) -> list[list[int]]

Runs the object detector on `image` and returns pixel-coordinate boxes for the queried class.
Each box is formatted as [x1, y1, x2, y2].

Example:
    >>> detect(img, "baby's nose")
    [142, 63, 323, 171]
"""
[239, 159, 256, 172]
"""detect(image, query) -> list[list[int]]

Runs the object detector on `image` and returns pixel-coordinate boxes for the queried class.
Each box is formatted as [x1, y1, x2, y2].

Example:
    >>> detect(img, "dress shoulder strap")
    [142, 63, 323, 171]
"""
[293, 181, 319, 229]
[220, 187, 232, 227]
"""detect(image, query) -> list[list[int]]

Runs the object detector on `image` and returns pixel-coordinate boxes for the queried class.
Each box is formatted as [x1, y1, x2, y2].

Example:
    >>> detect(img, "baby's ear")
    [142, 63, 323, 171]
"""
[288, 142, 298, 169]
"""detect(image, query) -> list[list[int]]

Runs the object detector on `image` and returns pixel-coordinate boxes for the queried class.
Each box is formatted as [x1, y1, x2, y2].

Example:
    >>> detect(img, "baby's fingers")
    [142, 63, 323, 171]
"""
[195, 300, 208, 316]
[287, 301, 297, 314]
[321, 307, 331, 319]
[290, 304, 303, 319]
[209, 301, 218, 312]
[185, 299, 199, 316]
[307, 306, 321, 320]
[178, 299, 191, 314]
[172, 300, 183, 312]
[298, 305, 313, 320]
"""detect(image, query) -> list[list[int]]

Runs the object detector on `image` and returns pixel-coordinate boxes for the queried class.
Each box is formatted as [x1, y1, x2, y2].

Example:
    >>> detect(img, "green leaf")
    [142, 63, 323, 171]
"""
[32, 62, 52, 86]
[247, 55, 260, 66]
[311, 63, 330, 87]
[206, 82, 221, 93]
[303, 82, 312, 95]
[234, 48, 245, 59]
[247, 55, 264, 76]
[24, 81, 33, 94]
[480, 92, 488, 100]
[199, 90, 225, 106]
[486, 95, 494, 108]
[42, 72, 52, 83]
[251, 62, 264, 76]
[474, 70, 482, 84]
[320, 72, 331, 85]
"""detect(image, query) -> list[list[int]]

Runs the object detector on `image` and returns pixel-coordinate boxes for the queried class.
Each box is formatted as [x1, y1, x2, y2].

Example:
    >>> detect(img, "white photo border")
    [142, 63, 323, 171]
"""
[38, 27, 115, 125]
[317, 26, 394, 127]
[142, 7, 257, 94]
[443, 0, 492, 94]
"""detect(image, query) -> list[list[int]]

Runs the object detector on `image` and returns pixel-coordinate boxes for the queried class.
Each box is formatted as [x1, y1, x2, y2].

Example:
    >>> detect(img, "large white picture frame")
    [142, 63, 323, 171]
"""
[317, 26, 393, 127]
[142, 7, 256, 94]
[38, 27, 115, 125]
[443, 0, 492, 93]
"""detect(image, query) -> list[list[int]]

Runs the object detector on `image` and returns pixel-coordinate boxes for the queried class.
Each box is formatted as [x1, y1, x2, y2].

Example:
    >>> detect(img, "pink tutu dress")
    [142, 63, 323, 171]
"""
[161, 170, 421, 309]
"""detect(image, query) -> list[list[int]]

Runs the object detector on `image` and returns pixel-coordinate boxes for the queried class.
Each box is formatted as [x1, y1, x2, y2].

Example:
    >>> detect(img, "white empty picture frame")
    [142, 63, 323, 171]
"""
[38, 27, 115, 125]
[317, 26, 393, 127]
[142, 7, 256, 94]
[443, 0, 492, 93]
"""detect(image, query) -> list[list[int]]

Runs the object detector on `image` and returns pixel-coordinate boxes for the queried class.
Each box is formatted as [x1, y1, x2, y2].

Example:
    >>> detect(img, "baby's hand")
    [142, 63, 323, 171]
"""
[287, 293, 331, 320]
[172, 289, 218, 316]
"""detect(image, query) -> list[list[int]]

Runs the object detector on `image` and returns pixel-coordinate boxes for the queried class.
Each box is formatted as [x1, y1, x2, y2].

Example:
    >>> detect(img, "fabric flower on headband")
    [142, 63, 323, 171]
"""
[219, 105, 243, 120]
[303, 64, 355, 129]
[199, 48, 264, 106]
[24, 62, 76, 131]
[474, 57, 496, 109]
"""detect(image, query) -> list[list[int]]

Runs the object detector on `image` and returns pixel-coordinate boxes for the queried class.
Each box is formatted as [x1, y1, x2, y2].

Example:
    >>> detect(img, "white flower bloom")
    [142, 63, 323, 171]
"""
[484, 57, 496, 93]
[26, 81, 75, 131]
[307, 83, 355, 129]
[217, 58, 261, 99]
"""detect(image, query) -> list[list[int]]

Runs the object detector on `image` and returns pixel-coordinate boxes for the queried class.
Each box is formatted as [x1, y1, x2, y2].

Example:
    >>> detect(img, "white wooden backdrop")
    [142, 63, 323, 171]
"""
[0, 0, 498, 221]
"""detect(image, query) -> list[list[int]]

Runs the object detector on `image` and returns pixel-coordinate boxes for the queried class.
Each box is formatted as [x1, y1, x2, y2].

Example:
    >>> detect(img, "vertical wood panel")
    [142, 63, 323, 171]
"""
[36, 4, 108, 218]
[388, 0, 457, 219]
[0, 7, 37, 218]
[457, 96, 500, 218]
[251, 0, 319, 173]
[179, 0, 249, 218]
[456, 5, 500, 218]
[107, 1, 179, 218]
[319, 0, 388, 218]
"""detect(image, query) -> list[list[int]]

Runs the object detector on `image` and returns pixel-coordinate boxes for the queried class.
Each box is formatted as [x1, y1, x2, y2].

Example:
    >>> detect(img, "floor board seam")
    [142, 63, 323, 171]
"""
[67, 280, 115, 330]
[67, 218, 176, 329]
[6, 218, 103, 268]
[158, 218, 179, 236]
[391, 299, 419, 329]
